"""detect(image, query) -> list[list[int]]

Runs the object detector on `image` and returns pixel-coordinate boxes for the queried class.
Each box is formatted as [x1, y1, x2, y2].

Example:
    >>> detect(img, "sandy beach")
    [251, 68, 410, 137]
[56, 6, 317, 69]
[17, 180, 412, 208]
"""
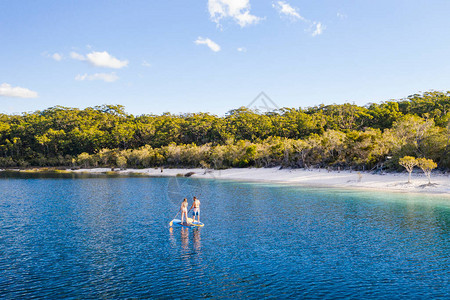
[66, 167, 450, 196]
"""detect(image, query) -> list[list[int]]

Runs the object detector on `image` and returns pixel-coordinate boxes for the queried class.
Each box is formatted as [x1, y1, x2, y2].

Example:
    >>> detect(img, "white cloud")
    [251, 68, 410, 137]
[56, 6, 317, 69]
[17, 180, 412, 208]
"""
[70, 51, 128, 69]
[312, 22, 325, 36]
[272, 1, 325, 36]
[85, 51, 128, 69]
[75, 72, 119, 82]
[70, 51, 85, 61]
[208, 0, 262, 27]
[194, 37, 221, 52]
[237, 47, 247, 52]
[337, 12, 347, 19]
[142, 60, 152, 68]
[42, 51, 63, 61]
[0, 83, 38, 98]
[273, 1, 304, 21]
[52, 53, 63, 61]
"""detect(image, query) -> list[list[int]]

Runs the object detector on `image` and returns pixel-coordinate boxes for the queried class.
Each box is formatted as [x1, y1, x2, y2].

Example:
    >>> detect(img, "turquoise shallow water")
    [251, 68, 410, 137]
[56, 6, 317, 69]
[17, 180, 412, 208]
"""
[0, 172, 449, 299]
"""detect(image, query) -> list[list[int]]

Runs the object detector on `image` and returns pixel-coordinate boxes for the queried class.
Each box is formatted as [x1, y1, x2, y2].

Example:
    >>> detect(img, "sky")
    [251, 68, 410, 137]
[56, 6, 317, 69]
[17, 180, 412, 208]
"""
[1, 0, 450, 116]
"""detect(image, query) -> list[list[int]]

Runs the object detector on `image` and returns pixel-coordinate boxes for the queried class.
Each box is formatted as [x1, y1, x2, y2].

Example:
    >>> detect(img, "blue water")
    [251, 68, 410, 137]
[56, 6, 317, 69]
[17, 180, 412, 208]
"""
[0, 173, 449, 299]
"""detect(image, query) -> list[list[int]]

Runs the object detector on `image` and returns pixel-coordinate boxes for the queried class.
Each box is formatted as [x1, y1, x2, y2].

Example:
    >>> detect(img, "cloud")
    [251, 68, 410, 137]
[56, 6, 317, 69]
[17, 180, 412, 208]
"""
[70, 51, 85, 61]
[0, 83, 38, 98]
[272, 1, 325, 36]
[142, 60, 151, 68]
[208, 0, 262, 27]
[272, 1, 304, 21]
[75, 72, 119, 82]
[42, 51, 63, 61]
[194, 37, 221, 52]
[52, 53, 63, 61]
[312, 22, 325, 36]
[337, 12, 347, 19]
[70, 51, 128, 69]
[85, 51, 128, 69]
[237, 47, 247, 52]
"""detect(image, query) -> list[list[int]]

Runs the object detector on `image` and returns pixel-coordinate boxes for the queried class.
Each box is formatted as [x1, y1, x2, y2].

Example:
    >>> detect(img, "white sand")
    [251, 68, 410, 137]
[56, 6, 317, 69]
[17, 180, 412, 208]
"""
[70, 167, 450, 196]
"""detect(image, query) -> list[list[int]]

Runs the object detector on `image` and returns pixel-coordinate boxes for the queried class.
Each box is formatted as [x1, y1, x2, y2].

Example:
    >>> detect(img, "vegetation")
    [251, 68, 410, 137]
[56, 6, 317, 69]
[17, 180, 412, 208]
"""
[399, 156, 418, 183]
[416, 158, 438, 184]
[0, 91, 448, 172]
[399, 156, 438, 183]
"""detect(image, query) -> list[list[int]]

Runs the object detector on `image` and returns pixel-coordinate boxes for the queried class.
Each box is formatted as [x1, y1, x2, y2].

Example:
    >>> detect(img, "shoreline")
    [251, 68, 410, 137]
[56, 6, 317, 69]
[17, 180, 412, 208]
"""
[2, 167, 449, 196]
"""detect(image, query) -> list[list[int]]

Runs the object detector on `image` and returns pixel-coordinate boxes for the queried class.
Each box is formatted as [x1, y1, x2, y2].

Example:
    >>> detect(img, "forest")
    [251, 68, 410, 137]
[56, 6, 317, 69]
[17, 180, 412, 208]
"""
[0, 91, 449, 171]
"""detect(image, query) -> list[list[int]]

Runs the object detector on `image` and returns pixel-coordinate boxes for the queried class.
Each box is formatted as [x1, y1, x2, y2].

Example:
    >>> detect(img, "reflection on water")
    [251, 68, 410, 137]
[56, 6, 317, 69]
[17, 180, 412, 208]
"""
[0, 175, 449, 298]
[192, 229, 201, 251]
[181, 227, 189, 250]
[169, 226, 202, 252]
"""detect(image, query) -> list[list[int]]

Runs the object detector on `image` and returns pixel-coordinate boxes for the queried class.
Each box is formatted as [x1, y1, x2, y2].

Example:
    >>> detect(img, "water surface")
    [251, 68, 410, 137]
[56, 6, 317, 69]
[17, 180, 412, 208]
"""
[0, 173, 449, 298]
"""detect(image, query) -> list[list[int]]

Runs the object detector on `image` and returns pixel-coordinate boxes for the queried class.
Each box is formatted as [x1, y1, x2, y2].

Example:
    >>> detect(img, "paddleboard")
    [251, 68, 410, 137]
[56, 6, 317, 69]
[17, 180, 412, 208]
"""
[170, 218, 204, 228]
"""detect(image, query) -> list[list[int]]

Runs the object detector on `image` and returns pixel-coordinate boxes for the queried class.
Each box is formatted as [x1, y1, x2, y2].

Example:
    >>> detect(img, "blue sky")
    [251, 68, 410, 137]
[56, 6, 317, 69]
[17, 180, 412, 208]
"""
[1, 0, 450, 115]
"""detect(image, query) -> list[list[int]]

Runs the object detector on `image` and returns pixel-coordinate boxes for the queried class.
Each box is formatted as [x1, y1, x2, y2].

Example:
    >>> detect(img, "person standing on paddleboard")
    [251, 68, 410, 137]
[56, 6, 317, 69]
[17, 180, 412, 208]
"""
[189, 196, 201, 223]
[180, 198, 189, 225]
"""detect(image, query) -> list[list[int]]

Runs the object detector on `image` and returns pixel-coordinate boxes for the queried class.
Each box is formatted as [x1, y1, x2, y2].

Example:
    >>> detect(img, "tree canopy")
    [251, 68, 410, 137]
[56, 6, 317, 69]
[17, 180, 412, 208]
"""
[0, 91, 449, 170]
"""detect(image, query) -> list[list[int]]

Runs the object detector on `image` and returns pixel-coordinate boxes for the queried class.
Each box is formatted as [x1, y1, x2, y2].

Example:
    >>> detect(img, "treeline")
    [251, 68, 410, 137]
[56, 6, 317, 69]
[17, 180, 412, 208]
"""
[0, 91, 449, 170]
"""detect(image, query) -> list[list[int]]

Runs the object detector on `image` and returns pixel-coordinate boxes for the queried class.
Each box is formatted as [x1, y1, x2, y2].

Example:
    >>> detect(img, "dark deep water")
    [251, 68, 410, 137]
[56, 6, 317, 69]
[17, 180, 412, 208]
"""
[0, 172, 449, 299]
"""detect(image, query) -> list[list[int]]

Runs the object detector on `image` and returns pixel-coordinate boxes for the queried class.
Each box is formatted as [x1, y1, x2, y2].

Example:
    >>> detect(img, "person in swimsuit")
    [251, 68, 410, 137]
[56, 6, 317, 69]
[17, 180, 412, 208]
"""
[180, 198, 189, 225]
[189, 196, 201, 223]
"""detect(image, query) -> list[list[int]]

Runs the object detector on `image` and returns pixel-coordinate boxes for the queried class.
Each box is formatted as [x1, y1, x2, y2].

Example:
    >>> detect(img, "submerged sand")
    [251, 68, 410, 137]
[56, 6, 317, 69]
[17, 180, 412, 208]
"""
[68, 167, 450, 196]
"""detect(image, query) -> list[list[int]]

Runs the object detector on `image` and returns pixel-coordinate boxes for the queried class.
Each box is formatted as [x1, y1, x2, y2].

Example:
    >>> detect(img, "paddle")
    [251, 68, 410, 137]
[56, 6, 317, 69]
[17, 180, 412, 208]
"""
[169, 211, 180, 227]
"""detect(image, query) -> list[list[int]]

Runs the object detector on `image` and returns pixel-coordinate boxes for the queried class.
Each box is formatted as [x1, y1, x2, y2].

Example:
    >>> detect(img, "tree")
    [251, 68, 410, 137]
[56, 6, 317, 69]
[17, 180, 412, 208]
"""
[77, 152, 97, 168]
[116, 155, 127, 169]
[398, 156, 418, 183]
[416, 158, 437, 184]
[321, 130, 346, 165]
[0, 91, 448, 170]
[367, 101, 403, 129]
[392, 115, 435, 156]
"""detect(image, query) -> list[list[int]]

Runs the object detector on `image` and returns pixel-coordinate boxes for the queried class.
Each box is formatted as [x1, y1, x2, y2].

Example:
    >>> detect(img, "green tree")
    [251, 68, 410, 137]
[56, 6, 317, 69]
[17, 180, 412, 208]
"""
[398, 156, 418, 183]
[391, 115, 435, 159]
[116, 155, 127, 169]
[77, 152, 97, 168]
[416, 158, 437, 184]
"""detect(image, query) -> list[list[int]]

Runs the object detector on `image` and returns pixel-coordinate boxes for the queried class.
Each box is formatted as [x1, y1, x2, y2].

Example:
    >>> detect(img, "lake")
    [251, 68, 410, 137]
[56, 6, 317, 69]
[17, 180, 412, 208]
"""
[0, 172, 449, 299]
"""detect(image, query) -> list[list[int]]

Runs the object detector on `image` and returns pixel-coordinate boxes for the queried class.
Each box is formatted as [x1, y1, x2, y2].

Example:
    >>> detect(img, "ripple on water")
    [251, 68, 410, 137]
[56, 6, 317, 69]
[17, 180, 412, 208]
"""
[0, 176, 449, 298]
